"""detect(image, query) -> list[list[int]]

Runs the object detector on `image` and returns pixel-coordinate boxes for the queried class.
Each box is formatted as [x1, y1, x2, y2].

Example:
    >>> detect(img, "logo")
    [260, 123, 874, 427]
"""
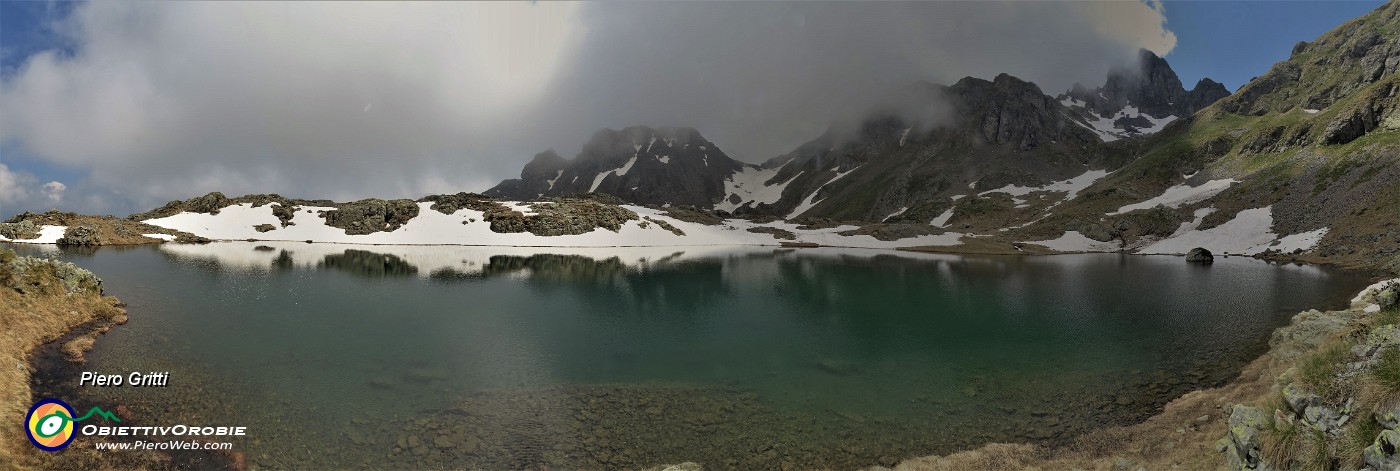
[24, 398, 121, 452]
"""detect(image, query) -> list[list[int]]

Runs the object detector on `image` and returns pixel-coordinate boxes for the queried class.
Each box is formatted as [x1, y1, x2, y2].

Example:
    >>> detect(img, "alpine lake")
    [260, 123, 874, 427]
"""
[10, 242, 1375, 470]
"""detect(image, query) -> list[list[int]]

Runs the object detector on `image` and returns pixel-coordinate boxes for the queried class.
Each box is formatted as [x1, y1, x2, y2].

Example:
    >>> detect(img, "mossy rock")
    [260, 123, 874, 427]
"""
[321, 199, 421, 235]
[56, 225, 102, 246]
[0, 219, 40, 240]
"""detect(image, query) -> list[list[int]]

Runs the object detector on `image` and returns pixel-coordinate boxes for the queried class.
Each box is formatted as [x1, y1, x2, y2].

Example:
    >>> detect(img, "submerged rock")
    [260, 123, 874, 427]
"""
[1185, 247, 1214, 263]
[814, 359, 861, 376]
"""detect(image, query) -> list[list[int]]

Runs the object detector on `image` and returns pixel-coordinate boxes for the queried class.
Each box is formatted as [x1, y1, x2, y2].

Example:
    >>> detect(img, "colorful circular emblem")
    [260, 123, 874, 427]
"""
[25, 398, 76, 452]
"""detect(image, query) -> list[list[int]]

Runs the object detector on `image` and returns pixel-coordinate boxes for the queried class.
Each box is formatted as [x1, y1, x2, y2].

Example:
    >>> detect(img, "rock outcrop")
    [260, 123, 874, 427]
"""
[56, 225, 102, 246]
[483, 199, 640, 237]
[1186, 247, 1214, 263]
[320, 199, 420, 235]
[0, 220, 40, 240]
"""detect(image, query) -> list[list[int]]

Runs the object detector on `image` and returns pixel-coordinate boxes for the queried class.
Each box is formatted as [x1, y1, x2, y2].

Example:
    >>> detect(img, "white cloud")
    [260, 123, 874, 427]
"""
[0, 163, 69, 212]
[41, 181, 66, 202]
[0, 1, 1174, 215]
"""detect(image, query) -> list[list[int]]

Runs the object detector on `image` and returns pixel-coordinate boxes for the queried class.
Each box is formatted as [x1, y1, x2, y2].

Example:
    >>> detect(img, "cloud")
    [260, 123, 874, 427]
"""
[41, 181, 66, 203]
[0, 1, 1174, 215]
[0, 163, 66, 212]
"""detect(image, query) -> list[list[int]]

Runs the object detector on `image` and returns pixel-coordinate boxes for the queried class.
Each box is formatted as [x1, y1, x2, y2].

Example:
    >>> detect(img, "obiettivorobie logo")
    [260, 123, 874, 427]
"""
[24, 397, 248, 452]
[25, 398, 120, 452]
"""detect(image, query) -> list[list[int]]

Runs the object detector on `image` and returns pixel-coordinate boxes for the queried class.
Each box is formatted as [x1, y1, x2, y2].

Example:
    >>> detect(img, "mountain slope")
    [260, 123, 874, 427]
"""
[745, 47, 1231, 224]
[1060, 49, 1230, 141]
[744, 74, 1115, 223]
[486, 52, 1228, 224]
[484, 126, 748, 208]
[1019, 1, 1400, 272]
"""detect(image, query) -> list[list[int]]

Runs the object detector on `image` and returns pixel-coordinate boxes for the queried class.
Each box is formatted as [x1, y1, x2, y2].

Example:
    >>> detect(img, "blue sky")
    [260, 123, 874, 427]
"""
[1163, 0, 1386, 91]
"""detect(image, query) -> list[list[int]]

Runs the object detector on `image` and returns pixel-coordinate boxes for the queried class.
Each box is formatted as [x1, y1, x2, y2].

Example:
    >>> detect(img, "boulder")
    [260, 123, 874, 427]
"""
[1281, 383, 1348, 433]
[253, 224, 276, 233]
[1376, 402, 1400, 430]
[1365, 429, 1400, 470]
[1186, 247, 1214, 263]
[1222, 404, 1270, 470]
[56, 225, 102, 246]
[1379, 284, 1398, 310]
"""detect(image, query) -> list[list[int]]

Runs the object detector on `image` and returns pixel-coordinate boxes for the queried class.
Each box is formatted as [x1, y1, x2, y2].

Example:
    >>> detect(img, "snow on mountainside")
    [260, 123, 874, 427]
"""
[1058, 49, 1230, 141]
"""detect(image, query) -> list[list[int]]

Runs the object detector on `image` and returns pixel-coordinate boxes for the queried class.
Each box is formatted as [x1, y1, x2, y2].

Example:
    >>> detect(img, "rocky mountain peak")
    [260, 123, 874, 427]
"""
[485, 125, 747, 207]
[520, 150, 567, 181]
[1059, 48, 1230, 141]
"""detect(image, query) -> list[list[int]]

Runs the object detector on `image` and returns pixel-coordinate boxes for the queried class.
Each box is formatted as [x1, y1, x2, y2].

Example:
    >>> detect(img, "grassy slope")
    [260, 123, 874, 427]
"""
[1011, 3, 1400, 271]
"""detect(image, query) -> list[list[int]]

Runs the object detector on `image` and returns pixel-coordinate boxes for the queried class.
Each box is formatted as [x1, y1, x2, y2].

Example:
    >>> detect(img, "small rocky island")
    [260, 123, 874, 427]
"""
[1186, 247, 1214, 264]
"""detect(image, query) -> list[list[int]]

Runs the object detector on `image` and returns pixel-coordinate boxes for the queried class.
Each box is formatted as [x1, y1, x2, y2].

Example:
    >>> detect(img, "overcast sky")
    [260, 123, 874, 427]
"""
[0, 1, 1365, 215]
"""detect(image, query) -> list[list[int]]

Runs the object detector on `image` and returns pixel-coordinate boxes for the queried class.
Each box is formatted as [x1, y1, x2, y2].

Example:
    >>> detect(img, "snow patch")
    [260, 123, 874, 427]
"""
[143, 233, 176, 241]
[139, 202, 968, 250]
[0, 225, 67, 244]
[787, 167, 858, 219]
[1138, 207, 1277, 255]
[899, 127, 912, 147]
[1069, 104, 1178, 142]
[1023, 231, 1120, 252]
[616, 155, 638, 177]
[1110, 179, 1237, 215]
[589, 172, 610, 193]
[716, 167, 797, 212]
[588, 155, 641, 192]
[1272, 227, 1329, 253]
[546, 170, 564, 191]
[978, 169, 1110, 200]
[930, 209, 955, 227]
[882, 207, 908, 222]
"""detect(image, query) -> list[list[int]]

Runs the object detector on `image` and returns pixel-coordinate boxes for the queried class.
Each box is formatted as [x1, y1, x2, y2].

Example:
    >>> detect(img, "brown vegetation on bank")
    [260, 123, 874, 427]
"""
[0, 249, 128, 468]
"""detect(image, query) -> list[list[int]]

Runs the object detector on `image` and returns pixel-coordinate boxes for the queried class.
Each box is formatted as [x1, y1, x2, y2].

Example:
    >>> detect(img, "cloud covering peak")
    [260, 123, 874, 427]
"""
[0, 1, 1174, 215]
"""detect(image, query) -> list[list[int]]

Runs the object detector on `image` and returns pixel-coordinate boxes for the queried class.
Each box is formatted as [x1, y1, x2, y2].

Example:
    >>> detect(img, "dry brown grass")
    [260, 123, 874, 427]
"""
[0, 249, 127, 469]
